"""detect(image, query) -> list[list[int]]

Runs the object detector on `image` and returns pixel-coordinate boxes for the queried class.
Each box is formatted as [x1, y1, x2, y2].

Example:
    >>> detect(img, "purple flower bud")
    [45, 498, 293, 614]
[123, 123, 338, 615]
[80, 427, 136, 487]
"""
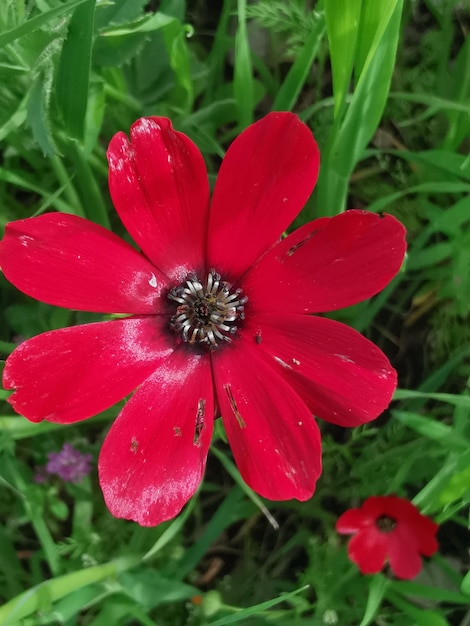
[46, 443, 92, 483]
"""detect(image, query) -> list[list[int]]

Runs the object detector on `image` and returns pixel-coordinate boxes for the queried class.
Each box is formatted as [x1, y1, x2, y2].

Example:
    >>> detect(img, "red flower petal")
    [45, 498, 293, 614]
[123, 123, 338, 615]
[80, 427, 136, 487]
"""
[212, 340, 322, 501]
[107, 117, 210, 282]
[379, 496, 439, 558]
[336, 508, 370, 534]
[388, 525, 423, 579]
[3, 317, 174, 423]
[242, 210, 407, 313]
[207, 112, 320, 278]
[99, 350, 213, 526]
[410, 517, 439, 557]
[348, 527, 388, 575]
[0, 213, 167, 313]
[244, 314, 396, 426]
[361, 495, 398, 518]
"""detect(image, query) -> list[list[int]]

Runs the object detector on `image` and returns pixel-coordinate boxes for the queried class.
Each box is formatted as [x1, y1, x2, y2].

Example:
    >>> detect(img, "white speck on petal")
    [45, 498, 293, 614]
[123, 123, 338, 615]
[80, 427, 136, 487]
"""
[333, 354, 355, 364]
[138, 117, 160, 134]
[19, 235, 34, 247]
[274, 356, 292, 370]
[148, 273, 157, 288]
[111, 156, 126, 172]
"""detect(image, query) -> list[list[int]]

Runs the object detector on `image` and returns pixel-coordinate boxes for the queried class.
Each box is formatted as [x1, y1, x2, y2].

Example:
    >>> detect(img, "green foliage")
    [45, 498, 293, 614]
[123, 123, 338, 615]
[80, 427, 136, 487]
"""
[0, 0, 470, 624]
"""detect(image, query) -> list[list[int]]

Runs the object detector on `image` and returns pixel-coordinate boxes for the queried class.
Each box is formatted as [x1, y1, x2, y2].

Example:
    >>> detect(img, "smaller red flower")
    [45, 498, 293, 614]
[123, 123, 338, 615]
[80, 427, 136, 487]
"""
[336, 496, 439, 580]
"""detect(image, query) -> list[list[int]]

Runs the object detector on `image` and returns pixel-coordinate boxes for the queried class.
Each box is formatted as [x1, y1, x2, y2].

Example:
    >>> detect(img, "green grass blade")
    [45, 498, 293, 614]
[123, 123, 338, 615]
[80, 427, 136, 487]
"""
[208, 585, 310, 625]
[324, 0, 362, 117]
[212, 446, 279, 529]
[55, 0, 95, 141]
[142, 496, 197, 562]
[366, 181, 470, 213]
[354, 0, 395, 80]
[167, 486, 247, 581]
[393, 411, 469, 450]
[339, 0, 402, 177]
[27, 71, 57, 156]
[273, 16, 325, 112]
[233, 0, 254, 129]
[316, 0, 404, 216]
[359, 575, 390, 626]
[394, 389, 470, 408]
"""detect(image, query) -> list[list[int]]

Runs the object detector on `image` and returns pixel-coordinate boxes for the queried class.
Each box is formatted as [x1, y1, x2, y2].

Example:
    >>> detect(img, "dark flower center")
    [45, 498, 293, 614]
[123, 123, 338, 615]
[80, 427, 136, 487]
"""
[168, 270, 247, 350]
[376, 515, 397, 533]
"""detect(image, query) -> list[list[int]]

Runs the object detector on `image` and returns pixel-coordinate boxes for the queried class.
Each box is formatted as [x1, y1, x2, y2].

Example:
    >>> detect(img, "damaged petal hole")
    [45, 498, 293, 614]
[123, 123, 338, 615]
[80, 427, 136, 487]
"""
[224, 384, 246, 428]
[287, 228, 321, 256]
[194, 399, 206, 445]
[130, 437, 139, 454]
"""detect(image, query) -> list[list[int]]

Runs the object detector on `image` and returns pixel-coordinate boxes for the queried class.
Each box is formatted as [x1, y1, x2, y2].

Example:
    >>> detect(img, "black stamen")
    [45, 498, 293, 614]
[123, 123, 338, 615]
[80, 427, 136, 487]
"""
[168, 270, 247, 349]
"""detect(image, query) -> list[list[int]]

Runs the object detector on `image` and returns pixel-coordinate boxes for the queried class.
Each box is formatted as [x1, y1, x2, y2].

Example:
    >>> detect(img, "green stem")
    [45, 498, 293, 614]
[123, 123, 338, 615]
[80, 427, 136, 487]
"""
[65, 140, 110, 228]
[50, 154, 85, 217]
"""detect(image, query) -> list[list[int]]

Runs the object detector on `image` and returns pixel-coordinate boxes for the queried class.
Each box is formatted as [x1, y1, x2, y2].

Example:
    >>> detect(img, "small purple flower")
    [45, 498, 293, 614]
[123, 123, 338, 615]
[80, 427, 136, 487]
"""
[46, 443, 92, 483]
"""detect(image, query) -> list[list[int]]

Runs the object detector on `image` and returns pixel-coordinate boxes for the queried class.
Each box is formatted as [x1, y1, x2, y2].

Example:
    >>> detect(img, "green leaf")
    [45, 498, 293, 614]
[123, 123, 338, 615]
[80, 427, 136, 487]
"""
[354, 0, 396, 81]
[316, 0, 404, 216]
[393, 410, 469, 449]
[336, 0, 402, 168]
[233, 0, 254, 129]
[166, 486, 250, 581]
[407, 242, 453, 271]
[325, 0, 362, 116]
[94, 0, 148, 30]
[366, 181, 470, 213]
[163, 21, 193, 110]
[394, 389, 470, 408]
[55, 0, 95, 140]
[273, 15, 325, 112]
[212, 446, 279, 530]
[27, 70, 57, 156]
[437, 465, 470, 507]
[374, 149, 470, 181]
[0, 0, 89, 48]
[386, 590, 450, 626]
[359, 575, 390, 626]
[143, 496, 197, 562]
[101, 12, 175, 36]
[0, 557, 140, 625]
[462, 570, 470, 596]
[119, 570, 198, 609]
[391, 581, 470, 604]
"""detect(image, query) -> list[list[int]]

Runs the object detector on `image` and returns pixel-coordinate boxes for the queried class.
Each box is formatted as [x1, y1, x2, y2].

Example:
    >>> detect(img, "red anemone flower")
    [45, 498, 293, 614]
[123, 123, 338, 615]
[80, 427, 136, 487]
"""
[336, 496, 439, 579]
[0, 113, 407, 526]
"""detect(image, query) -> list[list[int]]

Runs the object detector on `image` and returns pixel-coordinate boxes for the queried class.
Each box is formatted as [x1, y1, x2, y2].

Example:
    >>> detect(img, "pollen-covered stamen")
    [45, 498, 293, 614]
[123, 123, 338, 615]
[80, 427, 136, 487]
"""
[168, 269, 248, 349]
